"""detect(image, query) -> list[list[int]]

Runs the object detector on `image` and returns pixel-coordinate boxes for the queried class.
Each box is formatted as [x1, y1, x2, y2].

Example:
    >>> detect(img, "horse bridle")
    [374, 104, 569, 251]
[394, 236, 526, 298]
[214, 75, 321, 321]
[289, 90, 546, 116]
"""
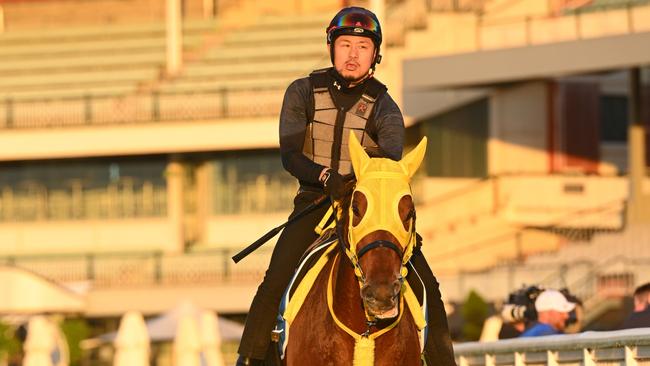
[334, 200, 415, 285]
[356, 240, 404, 262]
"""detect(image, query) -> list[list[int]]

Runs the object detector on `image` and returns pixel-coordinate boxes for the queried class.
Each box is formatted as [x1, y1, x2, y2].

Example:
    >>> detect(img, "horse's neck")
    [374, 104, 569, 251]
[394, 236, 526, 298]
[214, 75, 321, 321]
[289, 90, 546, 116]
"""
[331, 244, 369, 334]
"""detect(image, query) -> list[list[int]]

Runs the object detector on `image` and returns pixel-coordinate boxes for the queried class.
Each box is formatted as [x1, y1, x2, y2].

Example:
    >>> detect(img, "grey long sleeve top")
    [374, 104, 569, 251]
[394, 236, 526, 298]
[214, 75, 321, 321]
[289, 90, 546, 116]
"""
[279, 70, 405, 189]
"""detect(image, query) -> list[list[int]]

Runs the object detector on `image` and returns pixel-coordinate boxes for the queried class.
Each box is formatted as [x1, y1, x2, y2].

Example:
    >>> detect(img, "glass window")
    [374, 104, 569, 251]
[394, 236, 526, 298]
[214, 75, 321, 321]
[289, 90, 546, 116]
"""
[0, 157, 167, 221]
[211, 150, 297, 214]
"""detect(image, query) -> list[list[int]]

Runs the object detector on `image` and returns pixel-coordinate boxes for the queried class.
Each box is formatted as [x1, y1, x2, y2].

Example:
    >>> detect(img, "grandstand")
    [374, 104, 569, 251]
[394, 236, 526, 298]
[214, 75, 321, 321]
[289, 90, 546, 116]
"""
[0, 0, 649, 362]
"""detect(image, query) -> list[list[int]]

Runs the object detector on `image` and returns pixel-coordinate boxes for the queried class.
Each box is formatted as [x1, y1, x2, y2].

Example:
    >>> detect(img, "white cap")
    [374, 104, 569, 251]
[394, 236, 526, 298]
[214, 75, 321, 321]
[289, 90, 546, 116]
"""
[535, 290, 576, 312]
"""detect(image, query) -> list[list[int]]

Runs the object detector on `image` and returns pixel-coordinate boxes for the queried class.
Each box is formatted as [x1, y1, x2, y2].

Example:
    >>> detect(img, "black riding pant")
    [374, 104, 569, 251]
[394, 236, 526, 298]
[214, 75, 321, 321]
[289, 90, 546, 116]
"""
[237, 191, 456, 366]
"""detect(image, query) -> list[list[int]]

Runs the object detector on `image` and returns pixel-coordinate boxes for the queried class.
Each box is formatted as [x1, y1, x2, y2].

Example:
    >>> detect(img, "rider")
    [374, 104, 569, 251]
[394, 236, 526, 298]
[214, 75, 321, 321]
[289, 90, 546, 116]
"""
[236, 7, 456, 366]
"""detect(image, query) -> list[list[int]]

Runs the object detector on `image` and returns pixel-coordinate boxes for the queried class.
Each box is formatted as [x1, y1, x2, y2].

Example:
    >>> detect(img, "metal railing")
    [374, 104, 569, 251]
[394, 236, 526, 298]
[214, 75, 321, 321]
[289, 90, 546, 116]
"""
[0, 86, 285, 129]
[431, 196, 635, 302]
[561, 0, 650, 15]
[437, 235, 650, 303]
[0, 246, 273, 287]
[541, 255, 650, 309]
[426, 0, 489, 12]
[476, 0, 649, 50]
[0, 182, 167, 221]
[2, 1, 646, 129]
[455, 328, 650, 366]
[213, 175, 297, 215]
[0, 172, 297, 221]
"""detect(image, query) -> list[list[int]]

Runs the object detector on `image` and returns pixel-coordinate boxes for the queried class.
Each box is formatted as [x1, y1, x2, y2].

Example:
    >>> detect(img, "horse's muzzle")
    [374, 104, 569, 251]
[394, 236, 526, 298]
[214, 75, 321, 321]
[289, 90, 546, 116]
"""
[361, 280, 401, 319]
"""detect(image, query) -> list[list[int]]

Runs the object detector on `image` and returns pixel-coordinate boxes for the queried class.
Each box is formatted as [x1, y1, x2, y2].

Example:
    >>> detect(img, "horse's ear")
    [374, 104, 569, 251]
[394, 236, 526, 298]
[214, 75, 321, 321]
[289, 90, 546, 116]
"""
[400, 137, 427, 178]
[348, 131, 370, 177]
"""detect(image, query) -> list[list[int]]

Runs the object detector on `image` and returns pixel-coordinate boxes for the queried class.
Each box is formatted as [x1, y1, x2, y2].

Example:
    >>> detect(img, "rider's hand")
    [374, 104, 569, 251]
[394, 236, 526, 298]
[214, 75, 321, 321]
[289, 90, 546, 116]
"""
[320, 169, 347, 200]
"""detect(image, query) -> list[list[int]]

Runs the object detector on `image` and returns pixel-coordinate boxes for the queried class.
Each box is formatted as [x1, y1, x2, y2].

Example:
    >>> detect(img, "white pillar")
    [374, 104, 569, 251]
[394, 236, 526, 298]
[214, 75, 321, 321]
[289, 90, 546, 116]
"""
[627, 67, 649, 222]
[166, 0, 183, 76]
[167, 158, 185, 252]
[203, 0, 214, 19]
[0, 6, 5, 34]
[370, 0, 385, 27]
[625, 346, 638, 366]
[546, 351, 559, 366]
[194, 162, 211, 245]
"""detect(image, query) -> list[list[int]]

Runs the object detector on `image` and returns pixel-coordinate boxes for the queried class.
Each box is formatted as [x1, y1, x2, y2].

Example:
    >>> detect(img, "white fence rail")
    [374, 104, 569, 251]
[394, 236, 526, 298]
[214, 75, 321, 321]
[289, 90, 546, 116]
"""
[455, 329, 650, 366]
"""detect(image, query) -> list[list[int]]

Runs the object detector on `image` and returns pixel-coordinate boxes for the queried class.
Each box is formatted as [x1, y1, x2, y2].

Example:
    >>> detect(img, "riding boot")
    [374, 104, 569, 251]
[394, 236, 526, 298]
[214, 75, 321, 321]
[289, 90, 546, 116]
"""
[407, 243, 457, 366]
[237, 191, 330, 361]
[235, 355, 264, 366]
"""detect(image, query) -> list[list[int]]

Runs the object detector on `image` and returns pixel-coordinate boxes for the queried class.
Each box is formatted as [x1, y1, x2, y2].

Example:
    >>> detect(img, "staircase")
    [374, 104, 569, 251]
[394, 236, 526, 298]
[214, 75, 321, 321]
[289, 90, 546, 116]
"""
[538, 228, 650, 328]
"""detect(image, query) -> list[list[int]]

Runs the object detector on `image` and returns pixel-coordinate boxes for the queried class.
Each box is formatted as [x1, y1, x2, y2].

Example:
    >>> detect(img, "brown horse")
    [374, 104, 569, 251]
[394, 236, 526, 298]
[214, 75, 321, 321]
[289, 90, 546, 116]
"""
[284, 133, 428, 366]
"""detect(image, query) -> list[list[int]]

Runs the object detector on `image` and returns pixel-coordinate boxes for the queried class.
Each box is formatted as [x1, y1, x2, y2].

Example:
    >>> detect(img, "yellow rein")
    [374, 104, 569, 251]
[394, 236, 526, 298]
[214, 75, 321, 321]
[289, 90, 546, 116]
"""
[326, 252, 405, 366]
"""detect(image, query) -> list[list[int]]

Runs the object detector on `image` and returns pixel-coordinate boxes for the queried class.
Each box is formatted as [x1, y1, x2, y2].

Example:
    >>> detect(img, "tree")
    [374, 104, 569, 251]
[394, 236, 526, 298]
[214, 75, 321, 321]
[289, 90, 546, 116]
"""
[61, 318, 90, 366]
[461, 289, 489, 341]
[0, 321, 22, 365]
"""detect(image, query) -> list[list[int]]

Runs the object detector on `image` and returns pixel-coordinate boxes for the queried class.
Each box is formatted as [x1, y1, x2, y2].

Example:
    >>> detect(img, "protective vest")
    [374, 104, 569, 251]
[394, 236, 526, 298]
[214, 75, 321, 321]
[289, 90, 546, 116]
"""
[302, 68, 387, 175]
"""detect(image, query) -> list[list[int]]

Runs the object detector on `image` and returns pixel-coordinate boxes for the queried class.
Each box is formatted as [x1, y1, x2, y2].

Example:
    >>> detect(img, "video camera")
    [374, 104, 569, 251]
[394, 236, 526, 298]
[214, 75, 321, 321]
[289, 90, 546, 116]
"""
[501, 285, 543, 324]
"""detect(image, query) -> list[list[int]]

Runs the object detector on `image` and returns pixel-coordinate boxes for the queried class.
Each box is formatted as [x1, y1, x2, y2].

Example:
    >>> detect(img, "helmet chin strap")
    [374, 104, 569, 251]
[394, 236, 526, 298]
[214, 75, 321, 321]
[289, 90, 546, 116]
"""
[330, 68, 373, 90]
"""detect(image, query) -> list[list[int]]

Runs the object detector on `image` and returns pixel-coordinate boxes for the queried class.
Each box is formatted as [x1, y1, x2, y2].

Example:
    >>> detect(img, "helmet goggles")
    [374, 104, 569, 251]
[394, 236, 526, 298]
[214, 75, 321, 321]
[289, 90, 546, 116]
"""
[327, 7, 382, 46]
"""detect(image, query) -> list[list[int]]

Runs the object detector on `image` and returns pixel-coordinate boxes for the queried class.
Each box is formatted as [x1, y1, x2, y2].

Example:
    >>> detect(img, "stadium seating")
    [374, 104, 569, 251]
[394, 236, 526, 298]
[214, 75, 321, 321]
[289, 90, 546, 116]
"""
[0, 20, 217, 101]
[154, 14, 330, 97]
[0, 12, 331, 125]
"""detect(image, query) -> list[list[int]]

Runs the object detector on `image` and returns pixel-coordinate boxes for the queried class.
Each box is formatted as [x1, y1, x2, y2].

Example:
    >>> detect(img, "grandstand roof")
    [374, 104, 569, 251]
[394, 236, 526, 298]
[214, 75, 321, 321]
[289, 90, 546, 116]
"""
[403, 32, 650, 90]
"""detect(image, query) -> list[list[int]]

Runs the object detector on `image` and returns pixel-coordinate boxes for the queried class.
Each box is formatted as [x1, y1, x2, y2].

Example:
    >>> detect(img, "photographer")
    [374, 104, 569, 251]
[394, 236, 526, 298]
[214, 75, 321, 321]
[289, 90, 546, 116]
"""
[519, 289, 576, 337]
[479, 285, 541, 341]
[498, 285, 542, 339]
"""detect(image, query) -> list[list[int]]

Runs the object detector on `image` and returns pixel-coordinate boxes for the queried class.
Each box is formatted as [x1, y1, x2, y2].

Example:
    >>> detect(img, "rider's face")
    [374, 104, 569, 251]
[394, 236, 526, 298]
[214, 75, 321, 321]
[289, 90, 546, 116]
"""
[331, 35, 376, 86]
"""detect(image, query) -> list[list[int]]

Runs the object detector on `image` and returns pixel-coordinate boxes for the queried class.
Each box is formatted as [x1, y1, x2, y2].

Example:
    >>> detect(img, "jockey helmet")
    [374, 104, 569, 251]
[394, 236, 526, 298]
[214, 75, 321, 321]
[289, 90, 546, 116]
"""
[326, 7, 383, 68]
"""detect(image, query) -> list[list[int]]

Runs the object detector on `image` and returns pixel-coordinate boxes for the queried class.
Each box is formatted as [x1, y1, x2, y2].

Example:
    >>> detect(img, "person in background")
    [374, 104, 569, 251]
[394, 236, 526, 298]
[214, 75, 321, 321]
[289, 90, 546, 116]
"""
[519, 289, 576, 337]
[620, 282, 650, 329]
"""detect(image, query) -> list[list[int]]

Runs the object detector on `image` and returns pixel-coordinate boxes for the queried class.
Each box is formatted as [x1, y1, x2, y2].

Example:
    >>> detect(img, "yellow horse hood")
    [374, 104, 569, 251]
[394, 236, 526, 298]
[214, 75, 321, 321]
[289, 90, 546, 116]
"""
[347, 132, 427, 264]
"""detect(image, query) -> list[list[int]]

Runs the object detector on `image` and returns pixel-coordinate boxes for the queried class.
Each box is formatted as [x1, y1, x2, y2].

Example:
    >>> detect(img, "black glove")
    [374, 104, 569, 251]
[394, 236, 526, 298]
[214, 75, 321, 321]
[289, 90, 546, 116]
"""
[320, 169, 347, 200]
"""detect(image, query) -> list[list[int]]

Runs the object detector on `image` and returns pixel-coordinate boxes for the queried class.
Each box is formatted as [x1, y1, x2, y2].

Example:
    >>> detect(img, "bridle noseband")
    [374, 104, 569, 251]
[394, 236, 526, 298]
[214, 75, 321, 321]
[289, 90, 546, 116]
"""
[356, 239, 403, 262]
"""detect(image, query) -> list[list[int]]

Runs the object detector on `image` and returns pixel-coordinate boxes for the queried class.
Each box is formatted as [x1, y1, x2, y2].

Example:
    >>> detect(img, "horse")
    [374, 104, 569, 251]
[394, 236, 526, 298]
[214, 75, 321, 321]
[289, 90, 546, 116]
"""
[284, 132, 428, 366]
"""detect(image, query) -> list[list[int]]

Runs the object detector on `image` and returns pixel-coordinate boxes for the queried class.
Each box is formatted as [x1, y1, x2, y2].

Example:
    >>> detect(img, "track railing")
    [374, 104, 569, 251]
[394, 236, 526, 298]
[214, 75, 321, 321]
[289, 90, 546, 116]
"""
[455, 328, 650, 366]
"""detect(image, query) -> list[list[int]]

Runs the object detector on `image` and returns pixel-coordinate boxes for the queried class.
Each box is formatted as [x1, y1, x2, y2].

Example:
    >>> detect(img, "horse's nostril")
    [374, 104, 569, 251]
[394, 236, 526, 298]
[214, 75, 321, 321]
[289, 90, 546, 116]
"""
[362, 281, 402, 305]
[361, 285, 374, 300]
